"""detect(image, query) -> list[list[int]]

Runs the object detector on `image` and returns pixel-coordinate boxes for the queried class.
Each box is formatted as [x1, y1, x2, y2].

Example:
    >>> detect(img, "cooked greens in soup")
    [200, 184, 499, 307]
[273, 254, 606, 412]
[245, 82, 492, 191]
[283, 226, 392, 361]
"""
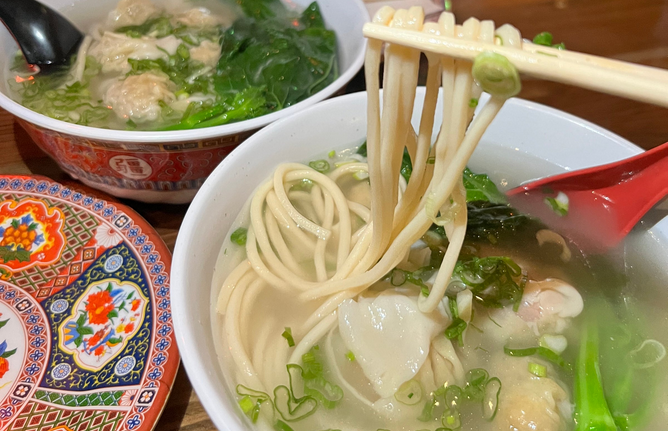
[211, 7, 666, 431]
[7, 0, 338, 130]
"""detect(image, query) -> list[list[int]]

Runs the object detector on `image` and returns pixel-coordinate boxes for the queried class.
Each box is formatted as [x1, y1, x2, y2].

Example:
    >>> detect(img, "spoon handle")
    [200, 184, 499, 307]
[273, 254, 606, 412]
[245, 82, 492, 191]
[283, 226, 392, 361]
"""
[0, 0, 82, 66]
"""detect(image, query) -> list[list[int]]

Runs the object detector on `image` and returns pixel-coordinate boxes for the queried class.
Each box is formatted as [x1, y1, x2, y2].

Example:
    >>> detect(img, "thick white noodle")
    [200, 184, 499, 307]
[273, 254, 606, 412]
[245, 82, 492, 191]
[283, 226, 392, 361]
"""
[217, 8, 516, 406]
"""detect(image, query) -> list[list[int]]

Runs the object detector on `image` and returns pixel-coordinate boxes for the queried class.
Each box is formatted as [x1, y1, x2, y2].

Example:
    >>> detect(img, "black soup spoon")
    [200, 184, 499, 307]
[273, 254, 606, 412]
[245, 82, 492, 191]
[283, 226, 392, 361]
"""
[0, 0, 83, 72]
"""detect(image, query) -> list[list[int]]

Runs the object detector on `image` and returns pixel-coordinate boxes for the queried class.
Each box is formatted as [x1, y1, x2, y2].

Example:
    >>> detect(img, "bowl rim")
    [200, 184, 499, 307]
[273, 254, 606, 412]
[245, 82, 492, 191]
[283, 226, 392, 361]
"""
[171, 88, 642, 430]
[0, 0, 369, 143]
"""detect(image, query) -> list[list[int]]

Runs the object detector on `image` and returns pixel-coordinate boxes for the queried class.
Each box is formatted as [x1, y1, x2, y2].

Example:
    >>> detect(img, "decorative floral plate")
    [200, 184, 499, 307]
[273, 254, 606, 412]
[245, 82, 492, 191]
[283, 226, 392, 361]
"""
[0, 175, 177, 431]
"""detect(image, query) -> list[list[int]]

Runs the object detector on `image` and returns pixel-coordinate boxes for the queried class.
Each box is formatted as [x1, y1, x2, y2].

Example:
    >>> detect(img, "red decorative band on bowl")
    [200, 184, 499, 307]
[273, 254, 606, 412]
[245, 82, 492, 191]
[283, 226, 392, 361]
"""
[17, 120, 255, 196]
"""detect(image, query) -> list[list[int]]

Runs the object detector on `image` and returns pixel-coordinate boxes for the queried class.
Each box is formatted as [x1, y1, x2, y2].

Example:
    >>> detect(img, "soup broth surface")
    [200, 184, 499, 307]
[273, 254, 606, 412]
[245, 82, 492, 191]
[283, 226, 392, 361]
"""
[211, 144, 668, 431]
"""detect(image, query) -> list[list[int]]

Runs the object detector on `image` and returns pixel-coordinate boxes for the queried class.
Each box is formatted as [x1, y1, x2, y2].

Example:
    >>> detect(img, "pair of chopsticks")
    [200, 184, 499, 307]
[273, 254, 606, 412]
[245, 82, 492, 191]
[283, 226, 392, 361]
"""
[363, 23, 668, 108]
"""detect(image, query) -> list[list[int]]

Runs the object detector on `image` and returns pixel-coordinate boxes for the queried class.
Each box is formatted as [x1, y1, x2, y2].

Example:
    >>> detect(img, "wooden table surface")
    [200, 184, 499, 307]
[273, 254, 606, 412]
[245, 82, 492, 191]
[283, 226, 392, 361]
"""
[1, 0, 667, 429]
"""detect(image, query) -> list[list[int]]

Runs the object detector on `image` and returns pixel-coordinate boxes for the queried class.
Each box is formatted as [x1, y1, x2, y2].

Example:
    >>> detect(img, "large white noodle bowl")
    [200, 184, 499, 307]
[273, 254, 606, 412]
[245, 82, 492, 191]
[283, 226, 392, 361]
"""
[171, 88, 668, 430]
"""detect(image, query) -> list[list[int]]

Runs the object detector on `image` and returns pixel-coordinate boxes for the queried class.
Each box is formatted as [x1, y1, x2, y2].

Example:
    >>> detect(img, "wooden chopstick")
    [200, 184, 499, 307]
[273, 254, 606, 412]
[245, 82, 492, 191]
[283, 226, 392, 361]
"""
[363, 23, 668, 108]
[521, 42, 668, 82]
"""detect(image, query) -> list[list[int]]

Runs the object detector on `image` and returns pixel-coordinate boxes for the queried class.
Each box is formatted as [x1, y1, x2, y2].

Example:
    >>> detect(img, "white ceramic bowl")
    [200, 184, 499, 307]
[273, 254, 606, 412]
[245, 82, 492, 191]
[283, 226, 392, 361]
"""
[171, 88, 668, 430]
[0, 0, 368, 203]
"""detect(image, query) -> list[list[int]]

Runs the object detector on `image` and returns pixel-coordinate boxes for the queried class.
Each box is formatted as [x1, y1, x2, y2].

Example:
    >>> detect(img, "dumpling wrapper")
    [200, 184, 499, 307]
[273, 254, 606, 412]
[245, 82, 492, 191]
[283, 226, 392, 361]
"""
[338, 293, 446, 399]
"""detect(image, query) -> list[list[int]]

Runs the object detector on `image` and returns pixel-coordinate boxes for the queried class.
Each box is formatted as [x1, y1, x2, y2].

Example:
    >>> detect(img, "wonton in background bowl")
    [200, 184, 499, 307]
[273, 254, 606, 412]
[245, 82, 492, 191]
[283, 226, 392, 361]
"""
[0, 0, 368, 203]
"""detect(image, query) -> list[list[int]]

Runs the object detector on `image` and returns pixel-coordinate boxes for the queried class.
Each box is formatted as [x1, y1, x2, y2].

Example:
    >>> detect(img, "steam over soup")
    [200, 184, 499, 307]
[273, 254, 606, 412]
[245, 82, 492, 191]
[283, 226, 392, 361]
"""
[211, 7, 666, 431]
[7, 0, 338, 130]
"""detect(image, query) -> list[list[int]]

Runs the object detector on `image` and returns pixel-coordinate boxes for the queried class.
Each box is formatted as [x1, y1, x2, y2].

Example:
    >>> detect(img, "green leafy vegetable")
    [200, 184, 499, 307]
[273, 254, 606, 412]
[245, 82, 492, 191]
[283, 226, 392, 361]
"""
[573, 315, 617, 431]
[214, 1, 337, 112]
[14, 0, 337, 131]
[462, 168, 506, 204]
[465, 201, 531, 243]
[115, 12, 223, 44]
[165, 86, 269, 130]
[356, 141, 367, 157]
[400, 148, 412, 183]
[593, 300, 665, 431]
[231, 227, 248, 246]
[453, 256, 527, 310]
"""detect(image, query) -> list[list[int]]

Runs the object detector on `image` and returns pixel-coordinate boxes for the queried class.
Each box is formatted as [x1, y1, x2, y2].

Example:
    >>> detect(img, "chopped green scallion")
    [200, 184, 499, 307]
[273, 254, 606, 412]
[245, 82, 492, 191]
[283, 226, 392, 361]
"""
[345, 351, 355, 361]
[282, 327, 295, 347]
[532, 31, 554, 46]
[230, 227, 248, 246]
[309, 159, 330, 173]
[238, 395, 254, 413]
[328, 150, 336, 158]
[529, 362, 547, 377]
[469, 98, 479, 108]
[504, 345, 572, 371]
[544, 191, 569, 216]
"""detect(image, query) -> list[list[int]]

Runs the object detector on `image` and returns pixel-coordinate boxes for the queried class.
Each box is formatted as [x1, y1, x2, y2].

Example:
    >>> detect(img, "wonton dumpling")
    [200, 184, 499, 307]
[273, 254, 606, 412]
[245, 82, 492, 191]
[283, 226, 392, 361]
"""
[104, 73, 176, 123]
[494, 374, 569, 431]
[175, 7, 222, 27]
[517, 278, 584, 334]
[190, 40, 222, 68]
[89, 33, 180, 74]
[105, 0, 160, 29]
[338, 292, 447, 399]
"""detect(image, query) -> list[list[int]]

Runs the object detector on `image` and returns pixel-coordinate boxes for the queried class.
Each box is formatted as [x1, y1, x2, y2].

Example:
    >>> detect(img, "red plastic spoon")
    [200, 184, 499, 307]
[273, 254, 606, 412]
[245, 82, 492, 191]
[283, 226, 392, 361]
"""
[506, 140, 668, 253]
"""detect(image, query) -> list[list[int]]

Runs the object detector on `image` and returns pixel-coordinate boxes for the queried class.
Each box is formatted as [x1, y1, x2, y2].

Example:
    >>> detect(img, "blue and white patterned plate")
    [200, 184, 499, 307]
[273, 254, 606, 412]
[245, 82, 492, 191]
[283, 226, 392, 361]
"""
[0, 175, 177, 431]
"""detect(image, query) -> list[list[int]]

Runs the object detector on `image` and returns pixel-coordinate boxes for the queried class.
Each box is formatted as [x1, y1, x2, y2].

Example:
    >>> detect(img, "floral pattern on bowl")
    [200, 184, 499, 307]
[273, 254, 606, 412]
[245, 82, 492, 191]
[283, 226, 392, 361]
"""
[0, 175, 177, 431]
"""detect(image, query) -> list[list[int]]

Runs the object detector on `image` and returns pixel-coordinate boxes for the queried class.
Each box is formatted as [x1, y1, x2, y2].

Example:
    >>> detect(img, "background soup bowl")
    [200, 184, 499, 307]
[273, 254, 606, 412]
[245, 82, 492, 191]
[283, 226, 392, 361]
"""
[0, 0, 368, 203]
[171, 88, 668, 429]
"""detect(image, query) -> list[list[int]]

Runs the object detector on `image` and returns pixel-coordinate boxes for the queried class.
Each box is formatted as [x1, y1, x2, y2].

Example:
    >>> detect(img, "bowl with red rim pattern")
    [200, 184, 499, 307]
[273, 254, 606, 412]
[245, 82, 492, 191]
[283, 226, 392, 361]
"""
[0, 0, 368, 203]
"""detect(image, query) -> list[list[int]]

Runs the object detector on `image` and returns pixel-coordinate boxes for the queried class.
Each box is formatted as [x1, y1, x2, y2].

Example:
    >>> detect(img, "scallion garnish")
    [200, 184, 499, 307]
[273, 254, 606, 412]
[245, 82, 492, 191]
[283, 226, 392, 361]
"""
[238, 395, 254, 413]
[445, 297, 467, 346]
[345, 351, 355, 361]
[532, 31, 554, 46]
[544, 191, 569, 216]
[529, 362, 547, 377]
[230, 227, 248, 246]
[273, 420, 294, 431]
[282, 327, 295, 347]
[504, 345, 572, 371]
[394, 379, 423, 405]
[236, 385, 271, 423]
[309, 159, 330, 173]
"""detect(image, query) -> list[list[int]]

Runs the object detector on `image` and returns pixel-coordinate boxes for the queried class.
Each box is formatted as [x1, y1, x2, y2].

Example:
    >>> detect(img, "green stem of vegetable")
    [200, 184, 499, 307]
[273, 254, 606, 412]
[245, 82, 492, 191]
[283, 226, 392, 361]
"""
[573, 319, 617, 431]
[606, 363, 634, 414]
